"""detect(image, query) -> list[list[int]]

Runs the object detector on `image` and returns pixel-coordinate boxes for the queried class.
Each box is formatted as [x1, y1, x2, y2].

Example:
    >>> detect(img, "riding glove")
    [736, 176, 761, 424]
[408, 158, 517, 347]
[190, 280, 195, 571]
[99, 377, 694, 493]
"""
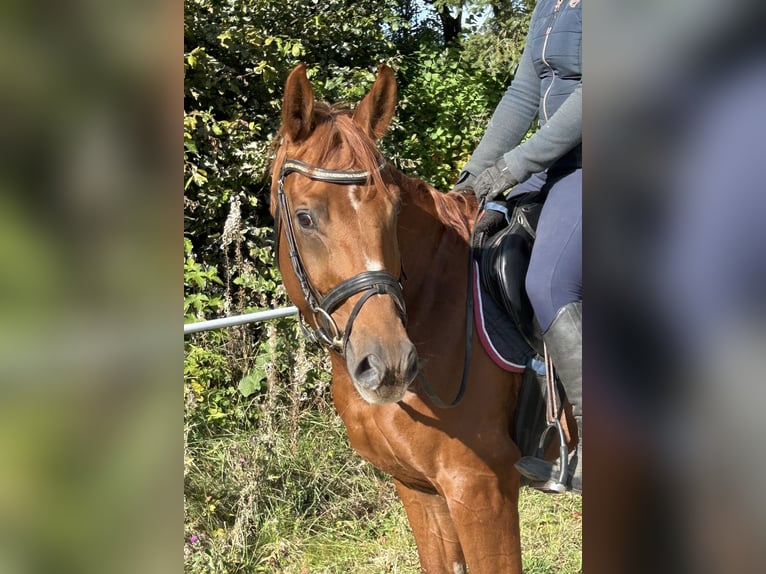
[473, 158, 518, 202]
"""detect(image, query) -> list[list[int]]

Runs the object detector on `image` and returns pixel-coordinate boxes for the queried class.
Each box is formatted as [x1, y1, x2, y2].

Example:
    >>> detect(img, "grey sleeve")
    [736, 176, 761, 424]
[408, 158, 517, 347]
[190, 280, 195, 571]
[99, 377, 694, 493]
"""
[504, 83, 582, 184]
[461, 45, 541, 178]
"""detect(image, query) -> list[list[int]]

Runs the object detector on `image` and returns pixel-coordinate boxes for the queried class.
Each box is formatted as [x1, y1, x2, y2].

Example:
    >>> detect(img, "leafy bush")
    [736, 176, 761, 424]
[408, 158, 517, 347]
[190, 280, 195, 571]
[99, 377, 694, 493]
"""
[387, 47, 504, 190]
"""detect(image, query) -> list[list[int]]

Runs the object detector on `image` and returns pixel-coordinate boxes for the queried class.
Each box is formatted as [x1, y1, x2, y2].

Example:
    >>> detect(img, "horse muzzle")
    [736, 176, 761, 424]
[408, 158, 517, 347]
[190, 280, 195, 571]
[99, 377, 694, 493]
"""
[346, 337, 419, 404]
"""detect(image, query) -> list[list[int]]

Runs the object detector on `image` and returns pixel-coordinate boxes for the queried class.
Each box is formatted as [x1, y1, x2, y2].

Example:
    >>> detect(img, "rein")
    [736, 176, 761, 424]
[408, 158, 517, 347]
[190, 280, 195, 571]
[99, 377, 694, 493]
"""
[274, 157, 407, 356]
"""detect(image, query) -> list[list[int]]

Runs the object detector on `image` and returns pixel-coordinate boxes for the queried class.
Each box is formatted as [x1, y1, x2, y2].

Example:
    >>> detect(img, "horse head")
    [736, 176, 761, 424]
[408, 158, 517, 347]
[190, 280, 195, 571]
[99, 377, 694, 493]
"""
[271, 64, 418, 405]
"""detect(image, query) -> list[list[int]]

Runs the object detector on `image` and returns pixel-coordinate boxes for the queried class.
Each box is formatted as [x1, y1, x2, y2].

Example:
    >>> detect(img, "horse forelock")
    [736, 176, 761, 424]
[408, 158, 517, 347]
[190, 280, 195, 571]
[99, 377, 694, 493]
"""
[271, 102, 391, 202]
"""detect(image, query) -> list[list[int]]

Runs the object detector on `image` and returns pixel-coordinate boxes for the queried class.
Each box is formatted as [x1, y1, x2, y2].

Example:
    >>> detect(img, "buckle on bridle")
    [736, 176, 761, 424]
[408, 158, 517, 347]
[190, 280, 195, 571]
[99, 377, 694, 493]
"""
[312, 306, 344, 351]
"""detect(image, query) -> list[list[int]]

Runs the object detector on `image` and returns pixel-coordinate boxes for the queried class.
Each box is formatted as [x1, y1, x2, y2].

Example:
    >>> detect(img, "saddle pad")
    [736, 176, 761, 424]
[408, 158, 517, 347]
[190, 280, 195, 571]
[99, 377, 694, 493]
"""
[472, 261, 535, 372]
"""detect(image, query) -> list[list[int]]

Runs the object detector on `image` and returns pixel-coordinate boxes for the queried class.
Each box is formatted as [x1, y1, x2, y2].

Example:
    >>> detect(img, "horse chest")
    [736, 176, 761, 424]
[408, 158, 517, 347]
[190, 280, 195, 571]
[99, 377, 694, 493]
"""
[333, 385, 435, 484]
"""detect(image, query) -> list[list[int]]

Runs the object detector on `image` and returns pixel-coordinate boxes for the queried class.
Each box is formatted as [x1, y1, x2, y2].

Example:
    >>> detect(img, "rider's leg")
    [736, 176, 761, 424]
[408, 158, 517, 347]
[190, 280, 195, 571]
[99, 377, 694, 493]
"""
[515, 169, 582, 493]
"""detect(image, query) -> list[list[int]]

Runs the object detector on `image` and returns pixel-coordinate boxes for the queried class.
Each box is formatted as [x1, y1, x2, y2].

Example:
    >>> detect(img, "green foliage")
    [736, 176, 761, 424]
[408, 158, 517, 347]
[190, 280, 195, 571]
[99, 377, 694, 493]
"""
[462, 1, 536, 85]
[387, 48, 503, 190]
[237, 353, 268, 398]
[184, 237, 224, 320]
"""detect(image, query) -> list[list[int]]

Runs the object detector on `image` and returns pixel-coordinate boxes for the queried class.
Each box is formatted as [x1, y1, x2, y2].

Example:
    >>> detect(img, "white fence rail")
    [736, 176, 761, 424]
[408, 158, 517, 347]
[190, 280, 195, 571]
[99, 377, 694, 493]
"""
[184, 306, 299, 335]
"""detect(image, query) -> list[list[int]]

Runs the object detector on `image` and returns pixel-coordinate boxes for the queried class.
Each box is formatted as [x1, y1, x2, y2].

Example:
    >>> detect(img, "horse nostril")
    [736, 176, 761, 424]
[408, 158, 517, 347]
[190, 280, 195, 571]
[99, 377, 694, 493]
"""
[354, 353, 383, 389]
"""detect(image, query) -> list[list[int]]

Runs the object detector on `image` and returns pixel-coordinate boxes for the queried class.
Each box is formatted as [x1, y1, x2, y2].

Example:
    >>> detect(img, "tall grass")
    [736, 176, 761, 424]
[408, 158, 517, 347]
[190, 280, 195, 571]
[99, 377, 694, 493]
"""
[184, 394, 418, 573]
[184, 377, 581, 573]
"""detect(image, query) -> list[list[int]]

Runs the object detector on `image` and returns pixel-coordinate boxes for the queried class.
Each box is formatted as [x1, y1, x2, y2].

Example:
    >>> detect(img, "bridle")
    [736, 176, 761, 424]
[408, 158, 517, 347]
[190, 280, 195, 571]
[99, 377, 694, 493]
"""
[274, 154, 476, 410]
[274, 156, 407, 356]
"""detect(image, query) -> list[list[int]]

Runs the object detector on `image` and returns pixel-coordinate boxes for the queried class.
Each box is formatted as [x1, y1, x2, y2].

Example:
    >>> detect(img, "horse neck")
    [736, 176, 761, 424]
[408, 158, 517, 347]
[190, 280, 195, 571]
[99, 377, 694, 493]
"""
[392, 169, 476, 338]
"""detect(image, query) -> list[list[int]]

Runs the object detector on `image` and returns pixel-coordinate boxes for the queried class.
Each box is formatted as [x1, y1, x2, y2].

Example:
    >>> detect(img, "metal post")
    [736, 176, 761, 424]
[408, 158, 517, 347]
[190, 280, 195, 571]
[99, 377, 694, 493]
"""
[184, 306, 299, 335]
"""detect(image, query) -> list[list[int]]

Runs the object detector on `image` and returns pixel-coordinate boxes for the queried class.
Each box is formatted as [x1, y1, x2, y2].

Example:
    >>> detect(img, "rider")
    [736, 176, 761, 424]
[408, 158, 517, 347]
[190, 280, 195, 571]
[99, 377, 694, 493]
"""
[452, 0, 582, 493]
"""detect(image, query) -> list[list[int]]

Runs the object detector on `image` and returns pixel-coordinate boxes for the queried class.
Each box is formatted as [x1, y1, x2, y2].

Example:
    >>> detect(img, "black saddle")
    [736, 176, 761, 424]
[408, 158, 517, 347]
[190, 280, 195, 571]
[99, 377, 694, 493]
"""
[474, 195, 545, 357]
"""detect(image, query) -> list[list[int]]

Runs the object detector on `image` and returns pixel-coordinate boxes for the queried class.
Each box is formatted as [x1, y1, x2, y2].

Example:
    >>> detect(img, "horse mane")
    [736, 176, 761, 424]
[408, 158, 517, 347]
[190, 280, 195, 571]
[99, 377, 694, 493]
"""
[390, 169, 477, 242]
[431, 189, 477, 242]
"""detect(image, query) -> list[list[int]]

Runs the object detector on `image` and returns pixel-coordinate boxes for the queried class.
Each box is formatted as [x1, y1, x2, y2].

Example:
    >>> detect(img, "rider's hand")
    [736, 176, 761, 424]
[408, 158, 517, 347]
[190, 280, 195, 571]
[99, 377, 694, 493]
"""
[473, 158, 517, 202]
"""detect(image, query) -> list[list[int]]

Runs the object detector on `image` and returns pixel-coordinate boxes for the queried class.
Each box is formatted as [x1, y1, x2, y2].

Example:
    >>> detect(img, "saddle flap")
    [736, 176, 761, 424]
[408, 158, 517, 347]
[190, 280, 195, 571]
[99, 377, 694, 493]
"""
[477, 196, 545, 356]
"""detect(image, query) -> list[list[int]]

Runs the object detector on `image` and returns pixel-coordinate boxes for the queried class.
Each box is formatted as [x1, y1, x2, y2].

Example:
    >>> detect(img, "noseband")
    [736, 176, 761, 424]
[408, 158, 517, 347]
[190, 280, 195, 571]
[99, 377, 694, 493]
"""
[275, 157, 407, 356]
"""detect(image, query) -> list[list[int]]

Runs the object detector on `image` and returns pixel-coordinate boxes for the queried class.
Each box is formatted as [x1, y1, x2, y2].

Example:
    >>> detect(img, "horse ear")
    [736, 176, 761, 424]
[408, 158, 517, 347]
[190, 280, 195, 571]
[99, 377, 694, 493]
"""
[281, 64, 315, 142]
[353, 65, 397, 140]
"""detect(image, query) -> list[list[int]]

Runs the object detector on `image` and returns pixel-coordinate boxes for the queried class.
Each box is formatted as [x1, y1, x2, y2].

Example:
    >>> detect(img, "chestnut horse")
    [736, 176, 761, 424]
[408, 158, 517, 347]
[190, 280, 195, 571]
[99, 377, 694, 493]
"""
[271, 64, 529, 573]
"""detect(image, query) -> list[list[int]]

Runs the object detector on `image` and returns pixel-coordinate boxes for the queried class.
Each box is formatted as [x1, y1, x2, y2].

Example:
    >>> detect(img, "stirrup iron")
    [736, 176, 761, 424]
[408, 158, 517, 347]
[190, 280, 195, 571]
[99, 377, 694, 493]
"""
[518, 343, 569, 493]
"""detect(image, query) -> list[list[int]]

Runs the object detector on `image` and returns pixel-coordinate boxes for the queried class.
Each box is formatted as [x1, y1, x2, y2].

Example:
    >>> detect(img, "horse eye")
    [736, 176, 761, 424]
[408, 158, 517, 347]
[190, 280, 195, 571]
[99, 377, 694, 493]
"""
[296, 211, 315, 229]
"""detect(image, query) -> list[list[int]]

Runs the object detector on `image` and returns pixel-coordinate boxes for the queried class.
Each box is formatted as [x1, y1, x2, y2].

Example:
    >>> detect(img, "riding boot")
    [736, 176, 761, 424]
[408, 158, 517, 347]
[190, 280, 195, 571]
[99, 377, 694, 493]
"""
[515, 301, 582, 494]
